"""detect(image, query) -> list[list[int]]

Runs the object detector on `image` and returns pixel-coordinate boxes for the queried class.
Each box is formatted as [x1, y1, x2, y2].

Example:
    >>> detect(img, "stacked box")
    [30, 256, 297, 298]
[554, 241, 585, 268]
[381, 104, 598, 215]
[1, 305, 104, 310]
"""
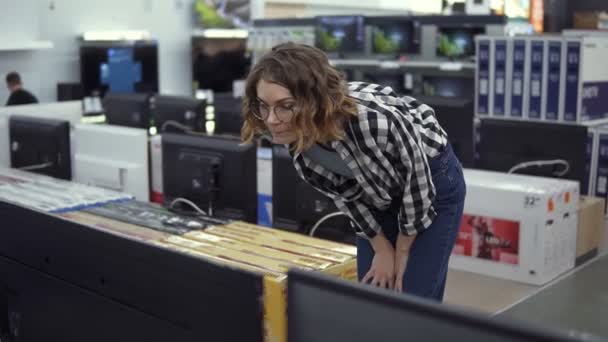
[585, 122, 608, 208]
[476, 34, 608, 122]
[152, 221, 357, 342]
[475, 37, 492, 116]
[451, 169, 579, 285]
[0, 167, 133, 213]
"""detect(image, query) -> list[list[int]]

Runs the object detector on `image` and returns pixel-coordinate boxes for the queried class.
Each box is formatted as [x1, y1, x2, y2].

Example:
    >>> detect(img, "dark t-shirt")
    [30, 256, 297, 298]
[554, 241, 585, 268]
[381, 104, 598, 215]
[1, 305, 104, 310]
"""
[5, 89, 38, 106]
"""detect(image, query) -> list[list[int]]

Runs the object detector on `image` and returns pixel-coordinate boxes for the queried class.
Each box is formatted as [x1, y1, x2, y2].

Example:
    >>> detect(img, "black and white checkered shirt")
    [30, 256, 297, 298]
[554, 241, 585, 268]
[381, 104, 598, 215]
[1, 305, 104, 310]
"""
[292, 82, 448, 238]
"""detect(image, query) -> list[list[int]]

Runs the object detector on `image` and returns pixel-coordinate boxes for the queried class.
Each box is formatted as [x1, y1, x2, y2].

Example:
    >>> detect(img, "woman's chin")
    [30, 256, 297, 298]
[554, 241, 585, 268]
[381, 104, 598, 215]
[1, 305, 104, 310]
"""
[272, 134, 295, 145]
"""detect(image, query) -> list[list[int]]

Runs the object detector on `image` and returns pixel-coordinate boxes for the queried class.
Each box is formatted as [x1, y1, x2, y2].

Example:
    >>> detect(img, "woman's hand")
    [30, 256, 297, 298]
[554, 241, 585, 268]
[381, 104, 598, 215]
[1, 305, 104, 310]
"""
[362, 231, 396, 289]
[394, 233, 416, 292]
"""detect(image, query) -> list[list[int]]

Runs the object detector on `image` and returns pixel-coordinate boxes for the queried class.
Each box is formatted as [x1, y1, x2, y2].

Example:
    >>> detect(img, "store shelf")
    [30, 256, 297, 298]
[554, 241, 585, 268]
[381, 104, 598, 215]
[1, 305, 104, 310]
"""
[0, 40, 54, 51]
[329, 59, 476, 71]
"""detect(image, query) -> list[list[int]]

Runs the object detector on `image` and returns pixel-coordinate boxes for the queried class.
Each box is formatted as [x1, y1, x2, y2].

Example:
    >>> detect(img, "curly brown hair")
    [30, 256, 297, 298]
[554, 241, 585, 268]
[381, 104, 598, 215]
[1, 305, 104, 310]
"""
[241, 42, 358, 153]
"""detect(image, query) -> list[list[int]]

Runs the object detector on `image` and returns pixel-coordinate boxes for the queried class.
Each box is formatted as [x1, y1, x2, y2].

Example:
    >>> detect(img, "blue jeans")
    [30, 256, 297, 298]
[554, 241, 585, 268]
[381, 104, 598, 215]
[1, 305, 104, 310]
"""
[356, 143, 466, 301]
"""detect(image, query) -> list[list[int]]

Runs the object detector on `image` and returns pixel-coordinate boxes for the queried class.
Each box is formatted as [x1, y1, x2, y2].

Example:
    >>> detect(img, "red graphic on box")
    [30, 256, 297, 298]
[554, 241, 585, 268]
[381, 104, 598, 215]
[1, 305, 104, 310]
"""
[452, 214, 520, 265]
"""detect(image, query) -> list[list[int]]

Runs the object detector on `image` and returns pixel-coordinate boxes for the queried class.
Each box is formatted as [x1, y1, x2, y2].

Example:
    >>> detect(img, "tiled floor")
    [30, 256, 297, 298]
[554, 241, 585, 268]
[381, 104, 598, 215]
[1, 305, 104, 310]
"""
[442, 219, 608, 314]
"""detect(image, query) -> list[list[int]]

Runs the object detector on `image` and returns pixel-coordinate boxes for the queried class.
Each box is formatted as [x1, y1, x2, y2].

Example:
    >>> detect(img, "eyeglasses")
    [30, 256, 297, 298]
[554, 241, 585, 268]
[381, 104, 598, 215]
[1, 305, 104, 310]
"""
[252, 101, 296, 123]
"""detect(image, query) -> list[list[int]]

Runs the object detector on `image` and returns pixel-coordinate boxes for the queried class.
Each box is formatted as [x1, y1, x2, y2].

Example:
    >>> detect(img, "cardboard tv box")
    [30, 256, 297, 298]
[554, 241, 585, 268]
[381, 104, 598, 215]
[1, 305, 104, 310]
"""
[576, 196, 606, 265]
[450, 169, 579, 285]
[154, 221, 357, 342]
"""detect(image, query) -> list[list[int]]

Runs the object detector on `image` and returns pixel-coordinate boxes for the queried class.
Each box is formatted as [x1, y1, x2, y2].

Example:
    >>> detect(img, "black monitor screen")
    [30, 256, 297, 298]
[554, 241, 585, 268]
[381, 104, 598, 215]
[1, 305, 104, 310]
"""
[102, 92, 152, 129]
[422, 75, 474, 98]
[315, 16, 365, 54]
[192, 37, 251, 93]
[417, 95, 475, 168]
[162, 133, 257, 223]
[153, 95, 206, 133]
[272, 145, 354, 245]
[437, 26, 485, 58]
[368, 17, 421, 55]
[477, 119, 587, 188]
[212, 92, 243, 136]
[80, 42, 159, 97]
[9, 115, 71, 180]
[287, 269, 590, 342]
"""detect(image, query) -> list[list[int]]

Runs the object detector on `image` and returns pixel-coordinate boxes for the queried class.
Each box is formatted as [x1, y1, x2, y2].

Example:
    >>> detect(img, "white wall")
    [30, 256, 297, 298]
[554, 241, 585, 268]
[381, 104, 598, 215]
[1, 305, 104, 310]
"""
[0, 0, 195, 104]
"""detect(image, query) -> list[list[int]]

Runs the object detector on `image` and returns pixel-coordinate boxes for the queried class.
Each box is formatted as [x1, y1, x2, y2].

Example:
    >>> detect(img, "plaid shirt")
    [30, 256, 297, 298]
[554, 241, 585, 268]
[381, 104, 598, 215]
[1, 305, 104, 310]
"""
[292, 82, 448, 238]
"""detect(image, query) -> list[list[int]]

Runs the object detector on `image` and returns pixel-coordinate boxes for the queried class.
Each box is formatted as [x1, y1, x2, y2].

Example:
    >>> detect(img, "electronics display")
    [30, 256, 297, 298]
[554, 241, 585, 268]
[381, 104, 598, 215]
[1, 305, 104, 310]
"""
[72, 123, 150, 201]
[477, 118, 587, 188]
[102, 92, 152, 129]
[315, 15, 365, 55]
[212, 92, 243, 136]
[152, 95, 206, 133]
[367, 16, 421, 55]
[0, 200, 264, 342]
[162, 133, 257, 223]
[83, 200, 227, 235]
[9, 115, 71, 180]
[417, 95, 475, 167]
[437, 26, 486, 58]
[192, 37, 251, 93]
[80, 41, 159, 97]
[287, 268, 593, 342]
[272, 145, 354, 245]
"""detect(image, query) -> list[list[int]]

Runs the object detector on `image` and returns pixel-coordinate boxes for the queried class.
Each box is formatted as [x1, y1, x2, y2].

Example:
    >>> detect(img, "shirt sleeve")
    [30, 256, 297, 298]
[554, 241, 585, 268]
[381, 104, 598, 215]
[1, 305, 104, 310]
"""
[332, 193, 383, 239]
[386, 102, 438, 236]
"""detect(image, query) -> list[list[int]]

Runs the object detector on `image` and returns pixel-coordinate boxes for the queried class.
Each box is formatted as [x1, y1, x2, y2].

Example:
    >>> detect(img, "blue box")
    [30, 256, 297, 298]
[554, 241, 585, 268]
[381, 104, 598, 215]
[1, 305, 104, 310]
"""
[527, 39, 545, 120]
[493, 39, 507, 116]
[545, 39, 562, 121]
[476, 38, 491, 115]
[563, 41, 581, 122]
[509, 39, 527, 118]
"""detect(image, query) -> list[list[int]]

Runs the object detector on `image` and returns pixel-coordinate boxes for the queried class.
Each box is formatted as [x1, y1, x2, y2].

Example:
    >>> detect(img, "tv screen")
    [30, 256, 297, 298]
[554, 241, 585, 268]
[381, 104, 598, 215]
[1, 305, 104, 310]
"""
[436, 26, 485, 58]
[315, 16, 365, 54]
[80, 42, 159, 97]
[368, 17, 421, 55]
[192, 37, 251, 93]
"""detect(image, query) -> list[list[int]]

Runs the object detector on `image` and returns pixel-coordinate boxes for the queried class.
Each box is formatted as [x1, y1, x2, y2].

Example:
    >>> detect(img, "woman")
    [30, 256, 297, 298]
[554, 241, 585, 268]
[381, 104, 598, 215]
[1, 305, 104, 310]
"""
[241, 43, 466, 301]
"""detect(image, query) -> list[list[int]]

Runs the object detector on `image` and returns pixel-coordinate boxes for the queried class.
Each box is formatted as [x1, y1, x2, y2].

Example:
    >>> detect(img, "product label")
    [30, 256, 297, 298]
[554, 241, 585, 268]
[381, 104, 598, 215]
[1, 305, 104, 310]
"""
[581, 82, 608, 120]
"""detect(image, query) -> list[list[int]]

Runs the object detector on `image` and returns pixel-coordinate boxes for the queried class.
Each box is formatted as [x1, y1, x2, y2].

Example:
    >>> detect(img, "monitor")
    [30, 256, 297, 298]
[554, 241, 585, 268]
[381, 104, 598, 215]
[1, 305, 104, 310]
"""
[272, 145, 354, 245]
[477, 118, 587, 189]
[421, 75, 474, 98]
[192, 36, 251, 93]
[436, 26, 485, 58]
[9, 115, 71, 180]
[102, 92, 152, 129]
[162, 133, 257, 223]
[72, 123, 150, 201]
[57, 82, 84, 102]
[80, 41, 159, 97]
[152, 95, 206, 134]
[315, 15, 365, 56]
[416, 95, 475, 167]
[212, 92, 243, 136]
[287, 268, 594, 342]
[366, 16, 421, 56]
[0, 101, 83, 126]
